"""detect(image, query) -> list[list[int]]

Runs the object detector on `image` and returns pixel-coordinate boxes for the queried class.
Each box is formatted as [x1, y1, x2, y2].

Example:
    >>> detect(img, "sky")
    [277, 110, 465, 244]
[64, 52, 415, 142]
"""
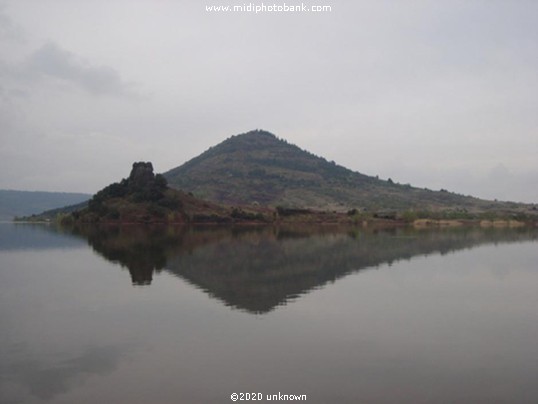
[0, 0, 537, 203]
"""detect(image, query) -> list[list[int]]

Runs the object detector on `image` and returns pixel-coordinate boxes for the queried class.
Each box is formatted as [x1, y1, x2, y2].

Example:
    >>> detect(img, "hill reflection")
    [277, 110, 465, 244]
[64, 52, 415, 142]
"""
[61, 224, 538, 314]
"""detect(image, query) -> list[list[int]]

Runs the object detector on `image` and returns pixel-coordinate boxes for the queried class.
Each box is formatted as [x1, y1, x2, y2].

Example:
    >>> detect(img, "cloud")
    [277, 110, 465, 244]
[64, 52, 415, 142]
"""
[22, 42, 136, 97]
[0, 8, 135, 98]
[0, 6, 24, 41]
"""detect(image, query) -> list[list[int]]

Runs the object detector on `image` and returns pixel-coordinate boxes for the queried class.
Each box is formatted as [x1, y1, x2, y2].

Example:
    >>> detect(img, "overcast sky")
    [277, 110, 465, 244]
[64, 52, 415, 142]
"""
[1, 0, 537, 203]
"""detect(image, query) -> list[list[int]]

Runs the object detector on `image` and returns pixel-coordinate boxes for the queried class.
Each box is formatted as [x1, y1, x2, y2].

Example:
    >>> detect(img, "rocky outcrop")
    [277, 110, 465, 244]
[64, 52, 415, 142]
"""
[128, 162, 157, 190]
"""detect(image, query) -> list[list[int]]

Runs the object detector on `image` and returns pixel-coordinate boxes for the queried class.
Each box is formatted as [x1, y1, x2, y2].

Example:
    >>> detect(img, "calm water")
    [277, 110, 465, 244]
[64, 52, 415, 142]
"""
[1, 223, 537, 403]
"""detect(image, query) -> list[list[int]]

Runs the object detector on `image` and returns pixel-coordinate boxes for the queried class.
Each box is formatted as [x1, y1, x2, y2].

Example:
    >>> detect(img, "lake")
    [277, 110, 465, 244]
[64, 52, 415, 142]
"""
[1, 223, 537, 403]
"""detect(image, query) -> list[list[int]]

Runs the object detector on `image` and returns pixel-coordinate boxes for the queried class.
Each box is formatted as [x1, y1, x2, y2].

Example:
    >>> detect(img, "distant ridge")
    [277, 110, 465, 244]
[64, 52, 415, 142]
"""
[0, 189, 90, 220]
[163, 130, 524, 212]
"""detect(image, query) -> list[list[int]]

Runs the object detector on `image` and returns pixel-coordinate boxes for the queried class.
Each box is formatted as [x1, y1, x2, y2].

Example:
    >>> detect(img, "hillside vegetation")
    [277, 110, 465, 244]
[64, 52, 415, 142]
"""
[18, 131, 537, 225]
[164, 130, 534, 216]
[42, 162, 273, 224]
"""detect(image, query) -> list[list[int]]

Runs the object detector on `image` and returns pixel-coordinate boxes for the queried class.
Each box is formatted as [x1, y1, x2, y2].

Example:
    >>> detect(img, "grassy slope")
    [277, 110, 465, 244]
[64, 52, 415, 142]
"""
[164, 130, 531, 213]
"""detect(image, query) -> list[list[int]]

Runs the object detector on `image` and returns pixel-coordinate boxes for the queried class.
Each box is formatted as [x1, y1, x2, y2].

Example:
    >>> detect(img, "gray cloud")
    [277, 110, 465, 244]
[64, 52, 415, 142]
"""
[22, 42, 136, 97]
[0, 6, 24, 41]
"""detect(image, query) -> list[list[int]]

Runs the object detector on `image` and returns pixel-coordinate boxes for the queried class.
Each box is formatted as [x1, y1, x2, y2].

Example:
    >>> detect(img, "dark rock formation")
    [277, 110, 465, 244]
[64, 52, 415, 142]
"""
[128, 162, 156, 190]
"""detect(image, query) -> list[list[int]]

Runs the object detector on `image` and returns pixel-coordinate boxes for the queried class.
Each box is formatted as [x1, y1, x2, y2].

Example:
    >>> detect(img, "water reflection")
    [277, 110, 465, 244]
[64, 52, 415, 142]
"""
[2, 223, 538, 403]
[59, 224, 538, 314]
[2, 345, 125, 401]
[0, 223, 85, 251]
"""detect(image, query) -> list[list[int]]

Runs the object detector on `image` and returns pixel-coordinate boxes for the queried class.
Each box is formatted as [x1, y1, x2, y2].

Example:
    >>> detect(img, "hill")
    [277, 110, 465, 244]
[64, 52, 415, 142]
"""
[0, 190, 90, 221]
[23, 161, 422, 225]
[163, 130, 532, 214]
[38, 162, 274, 224]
